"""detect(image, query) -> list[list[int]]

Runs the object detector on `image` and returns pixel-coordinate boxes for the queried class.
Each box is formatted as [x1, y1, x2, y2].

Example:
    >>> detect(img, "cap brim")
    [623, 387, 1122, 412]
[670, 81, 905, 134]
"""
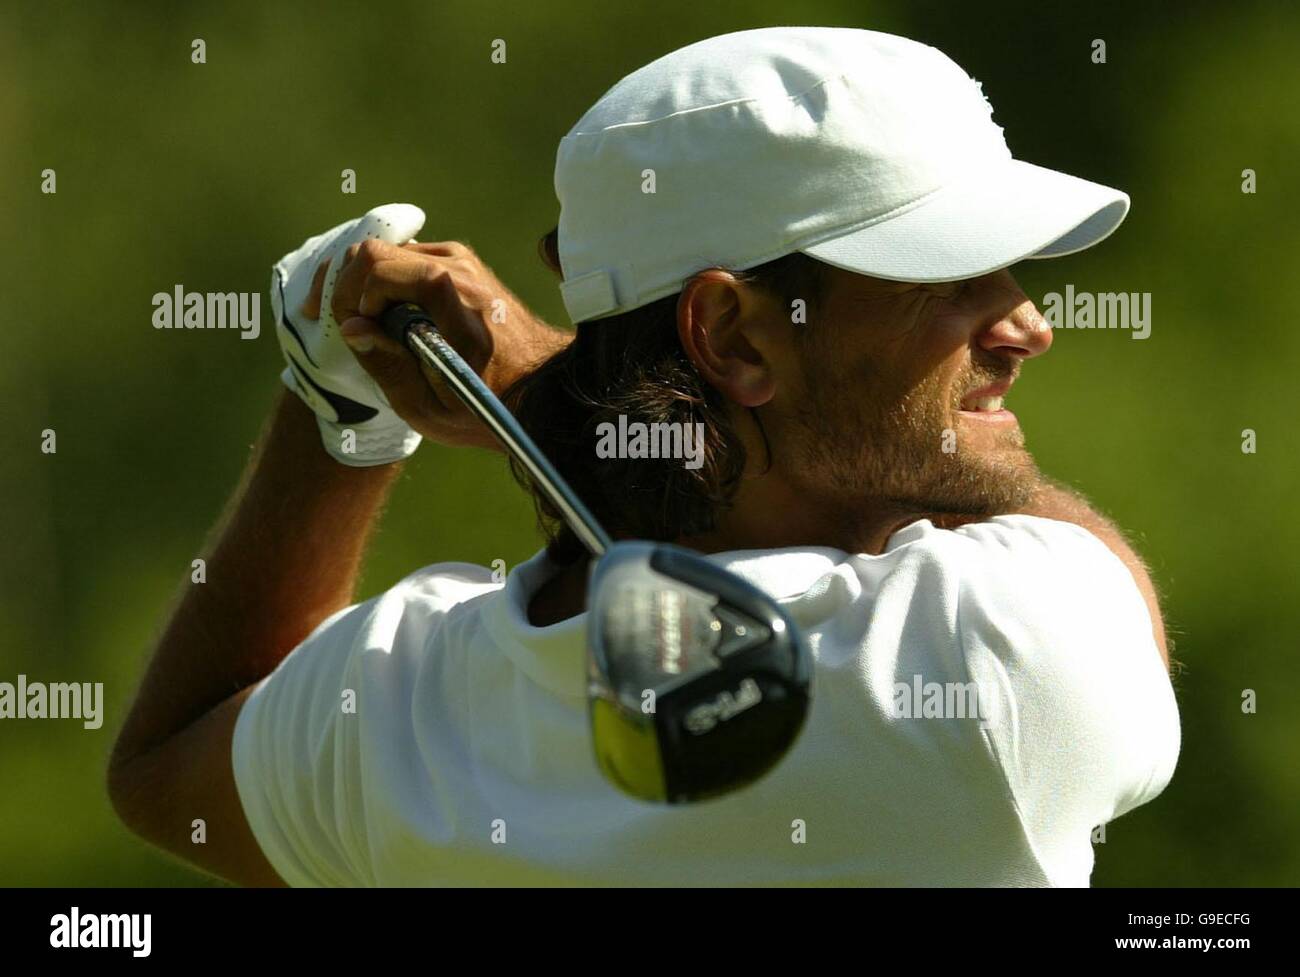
[800, 159, 1129, 283]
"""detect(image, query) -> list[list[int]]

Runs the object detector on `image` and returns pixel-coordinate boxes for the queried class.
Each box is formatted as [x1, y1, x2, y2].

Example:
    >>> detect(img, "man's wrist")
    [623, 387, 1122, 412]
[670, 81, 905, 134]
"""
[274, 391, 406, 478]
[314, 414, 422, 467]
[493, 317, 572, 393]
[280, 365, 423, 466]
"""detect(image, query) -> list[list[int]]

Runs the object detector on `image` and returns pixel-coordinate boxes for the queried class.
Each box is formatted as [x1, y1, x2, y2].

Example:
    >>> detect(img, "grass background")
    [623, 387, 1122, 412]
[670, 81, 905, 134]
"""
[1, 0, 1296, 885]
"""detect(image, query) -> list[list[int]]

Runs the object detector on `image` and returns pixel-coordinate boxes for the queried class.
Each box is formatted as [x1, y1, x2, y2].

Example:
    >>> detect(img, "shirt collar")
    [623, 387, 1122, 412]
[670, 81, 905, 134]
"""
[481, 542, 865, 699]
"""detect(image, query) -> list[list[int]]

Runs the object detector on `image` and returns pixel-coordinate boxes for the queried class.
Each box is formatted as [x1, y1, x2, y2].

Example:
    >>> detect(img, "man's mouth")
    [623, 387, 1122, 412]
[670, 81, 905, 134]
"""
[957, 377, 1016, 421]
[963, 394, 1005, 412]
[959, 377, 1013, 409]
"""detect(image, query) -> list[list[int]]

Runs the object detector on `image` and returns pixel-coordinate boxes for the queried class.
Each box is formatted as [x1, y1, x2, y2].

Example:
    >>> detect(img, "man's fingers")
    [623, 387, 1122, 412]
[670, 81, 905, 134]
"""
[356, 259, 438, 317]
[331, 242, 475, 325]
[298, 258, 331, 319]
[402, 241, 472, 258]
[329, 239, 408, 326]
[338, 316, 467, 428]
[338, 317, 436, 418]
[339, 315, 484, 438]
[357, 260, 493, 374]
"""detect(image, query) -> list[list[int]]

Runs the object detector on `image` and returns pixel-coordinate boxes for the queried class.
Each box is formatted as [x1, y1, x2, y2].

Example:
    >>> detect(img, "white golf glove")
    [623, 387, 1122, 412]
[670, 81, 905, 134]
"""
[272, 203, 427, 466]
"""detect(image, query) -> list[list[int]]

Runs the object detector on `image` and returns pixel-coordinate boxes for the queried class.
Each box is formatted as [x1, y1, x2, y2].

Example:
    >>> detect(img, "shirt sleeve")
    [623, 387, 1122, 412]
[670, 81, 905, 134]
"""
[950, 515, 1181, 885]
[230, 562, 499, 887]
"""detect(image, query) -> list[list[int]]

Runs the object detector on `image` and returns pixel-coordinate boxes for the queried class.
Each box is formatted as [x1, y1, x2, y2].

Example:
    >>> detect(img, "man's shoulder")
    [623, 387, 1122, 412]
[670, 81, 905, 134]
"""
[253, 558, 513, 689]
[386, 559, 507, 611]
[888, 514, 1158, 656]
[887, 512, 1113, 559]
[701, 516, 1127, 630]
[863, 514, 1170, 729]
[882, 514, 1139, 612]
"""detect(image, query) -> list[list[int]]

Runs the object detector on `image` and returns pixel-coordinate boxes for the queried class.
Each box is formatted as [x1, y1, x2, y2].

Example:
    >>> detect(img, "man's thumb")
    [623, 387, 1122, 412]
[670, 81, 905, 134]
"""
[340, 316, 379, 354]
[340, 317, 427, 415]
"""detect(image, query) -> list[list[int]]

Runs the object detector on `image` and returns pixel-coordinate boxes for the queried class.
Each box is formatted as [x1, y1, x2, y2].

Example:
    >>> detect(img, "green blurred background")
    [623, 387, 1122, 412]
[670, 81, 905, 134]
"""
[2, 0, 1296, 886]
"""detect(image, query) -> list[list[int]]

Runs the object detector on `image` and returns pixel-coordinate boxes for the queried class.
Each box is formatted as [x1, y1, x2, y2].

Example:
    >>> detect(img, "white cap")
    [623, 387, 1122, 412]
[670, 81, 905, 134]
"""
[555, 27, 1129, 323]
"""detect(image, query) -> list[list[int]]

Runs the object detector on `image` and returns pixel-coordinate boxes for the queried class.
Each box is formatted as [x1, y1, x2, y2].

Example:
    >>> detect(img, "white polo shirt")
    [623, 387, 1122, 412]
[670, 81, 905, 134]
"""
[232, 514, 1180, 887]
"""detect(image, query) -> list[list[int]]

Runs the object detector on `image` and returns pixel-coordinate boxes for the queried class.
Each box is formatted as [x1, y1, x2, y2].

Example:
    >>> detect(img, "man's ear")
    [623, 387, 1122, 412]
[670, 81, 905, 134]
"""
[677, 270, 777, 408]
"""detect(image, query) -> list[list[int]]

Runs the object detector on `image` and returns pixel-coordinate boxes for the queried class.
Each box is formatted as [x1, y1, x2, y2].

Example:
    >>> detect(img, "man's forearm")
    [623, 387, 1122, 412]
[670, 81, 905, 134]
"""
[111, 391, 401, 768]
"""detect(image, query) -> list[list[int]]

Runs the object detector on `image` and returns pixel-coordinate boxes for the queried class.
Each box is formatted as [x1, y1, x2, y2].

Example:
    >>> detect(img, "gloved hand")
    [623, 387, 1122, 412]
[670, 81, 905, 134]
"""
[272, 203, 427, 466]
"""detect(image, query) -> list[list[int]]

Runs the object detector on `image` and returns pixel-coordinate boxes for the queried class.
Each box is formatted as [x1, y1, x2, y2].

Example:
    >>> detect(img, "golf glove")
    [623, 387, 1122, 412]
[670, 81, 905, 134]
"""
[272, 203, 426, 466]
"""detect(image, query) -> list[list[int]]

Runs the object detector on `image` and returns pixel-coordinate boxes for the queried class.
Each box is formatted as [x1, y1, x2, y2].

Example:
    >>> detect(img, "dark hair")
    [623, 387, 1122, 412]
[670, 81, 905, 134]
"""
[503, 228, 826, 565]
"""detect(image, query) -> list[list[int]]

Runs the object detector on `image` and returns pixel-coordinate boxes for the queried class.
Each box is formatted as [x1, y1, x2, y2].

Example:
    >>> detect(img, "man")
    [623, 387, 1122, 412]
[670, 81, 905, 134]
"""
[109, 27, 1180, 886]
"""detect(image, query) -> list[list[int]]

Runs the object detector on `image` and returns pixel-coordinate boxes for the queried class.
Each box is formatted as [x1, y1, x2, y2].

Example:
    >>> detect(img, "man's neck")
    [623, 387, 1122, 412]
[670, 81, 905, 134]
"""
[684, 485, 926, 556]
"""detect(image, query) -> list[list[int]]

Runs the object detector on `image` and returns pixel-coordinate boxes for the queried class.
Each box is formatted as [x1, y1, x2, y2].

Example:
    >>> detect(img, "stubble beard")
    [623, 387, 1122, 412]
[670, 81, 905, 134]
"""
[788, 366, 1041, 535]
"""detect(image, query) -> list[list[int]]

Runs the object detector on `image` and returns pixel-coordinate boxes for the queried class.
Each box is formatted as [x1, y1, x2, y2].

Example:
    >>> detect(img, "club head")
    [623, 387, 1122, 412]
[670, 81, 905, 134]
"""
[586, 541, 812, 804]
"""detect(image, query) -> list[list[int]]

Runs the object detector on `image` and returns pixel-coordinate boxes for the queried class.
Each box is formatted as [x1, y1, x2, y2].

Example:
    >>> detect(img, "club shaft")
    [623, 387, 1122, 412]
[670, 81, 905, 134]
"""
[399, 318, 612, 557]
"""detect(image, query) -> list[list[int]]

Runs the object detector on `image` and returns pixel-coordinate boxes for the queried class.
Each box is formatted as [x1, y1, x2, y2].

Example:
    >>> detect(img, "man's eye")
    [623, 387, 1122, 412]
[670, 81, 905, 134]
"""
[927, 281, 967, 300]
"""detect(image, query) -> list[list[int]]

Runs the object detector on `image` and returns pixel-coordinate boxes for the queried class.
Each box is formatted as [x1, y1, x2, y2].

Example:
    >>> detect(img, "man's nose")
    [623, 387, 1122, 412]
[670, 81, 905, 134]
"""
[975, 274, 1053, 359]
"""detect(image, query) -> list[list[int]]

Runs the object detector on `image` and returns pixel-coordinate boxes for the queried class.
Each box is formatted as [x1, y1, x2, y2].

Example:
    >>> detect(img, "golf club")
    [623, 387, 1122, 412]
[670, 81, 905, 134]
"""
[381, 302, 812, 803]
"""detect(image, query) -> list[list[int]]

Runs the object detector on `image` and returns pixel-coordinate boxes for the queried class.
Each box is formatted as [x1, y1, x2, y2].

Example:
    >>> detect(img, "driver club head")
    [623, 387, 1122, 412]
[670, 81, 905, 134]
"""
[586, 541, 812, 804]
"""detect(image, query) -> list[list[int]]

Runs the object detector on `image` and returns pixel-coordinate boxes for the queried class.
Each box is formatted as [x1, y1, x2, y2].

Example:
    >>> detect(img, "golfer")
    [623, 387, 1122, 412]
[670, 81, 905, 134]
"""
[109, 27, 1180, 887]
